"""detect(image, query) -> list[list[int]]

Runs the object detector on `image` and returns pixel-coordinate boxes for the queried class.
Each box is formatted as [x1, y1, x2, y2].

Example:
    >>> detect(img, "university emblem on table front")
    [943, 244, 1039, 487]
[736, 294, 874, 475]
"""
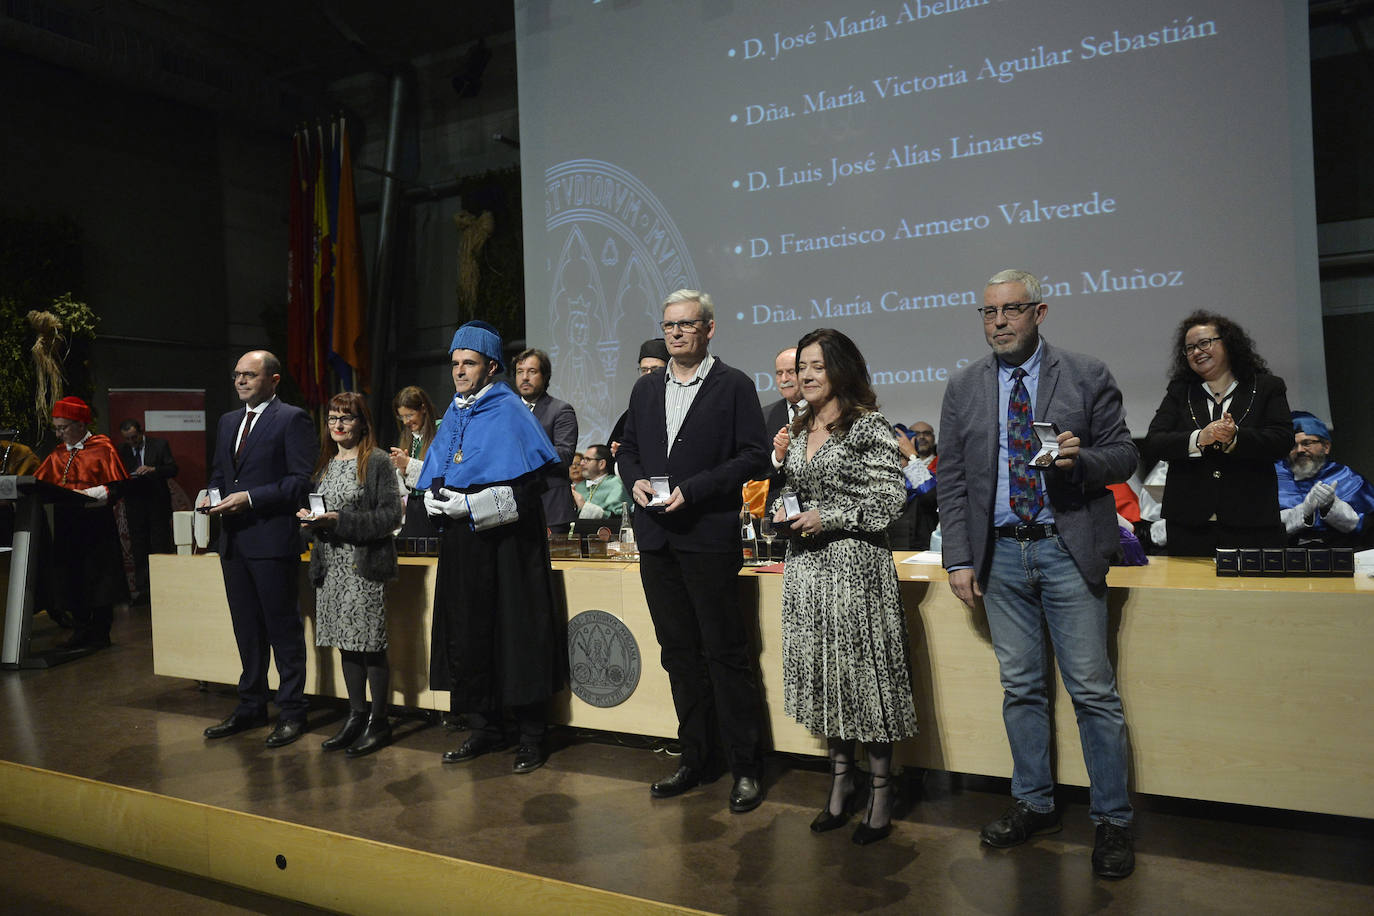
[544, 159, 698, 446]
[567, 609, 641, 708]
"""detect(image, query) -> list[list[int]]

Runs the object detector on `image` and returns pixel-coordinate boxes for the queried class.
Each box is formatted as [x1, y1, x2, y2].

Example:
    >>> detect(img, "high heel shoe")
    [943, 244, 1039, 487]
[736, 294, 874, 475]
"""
[810, 763, 865, 833]
[345, 714, 392, 757]
[851, 773, 894, 846]
[321, 711, 367, 751]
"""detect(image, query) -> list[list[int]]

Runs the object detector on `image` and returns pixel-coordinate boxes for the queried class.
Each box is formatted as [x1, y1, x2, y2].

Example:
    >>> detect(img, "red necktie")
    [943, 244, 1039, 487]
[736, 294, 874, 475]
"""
[235, 410, 255, 463]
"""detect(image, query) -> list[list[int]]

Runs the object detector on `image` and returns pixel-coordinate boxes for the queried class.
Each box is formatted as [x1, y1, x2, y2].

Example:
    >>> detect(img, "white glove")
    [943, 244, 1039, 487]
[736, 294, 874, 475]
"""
[1322, 496, 1360, 533]
[1280, 504, 1308, 535]
[1308, 481, 1336, 512]
[81, 485, 109, 506]
[423, 488, 470, 520]
[1149, 519, 1167, 548]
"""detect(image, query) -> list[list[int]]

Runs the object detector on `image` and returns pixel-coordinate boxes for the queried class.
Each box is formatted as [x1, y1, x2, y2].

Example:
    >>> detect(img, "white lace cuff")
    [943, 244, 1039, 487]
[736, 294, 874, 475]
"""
[468, 486, 519, 531]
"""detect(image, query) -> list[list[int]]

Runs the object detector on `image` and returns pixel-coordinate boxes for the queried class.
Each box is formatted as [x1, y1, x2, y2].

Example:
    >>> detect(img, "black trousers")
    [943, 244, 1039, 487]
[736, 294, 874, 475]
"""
[639, 546, 763, 779]
[220, 554, 308, 720]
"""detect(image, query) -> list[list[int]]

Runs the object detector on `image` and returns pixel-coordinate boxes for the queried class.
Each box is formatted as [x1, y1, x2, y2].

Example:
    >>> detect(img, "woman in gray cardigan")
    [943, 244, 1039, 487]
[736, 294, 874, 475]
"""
[298, 392, 403, 757]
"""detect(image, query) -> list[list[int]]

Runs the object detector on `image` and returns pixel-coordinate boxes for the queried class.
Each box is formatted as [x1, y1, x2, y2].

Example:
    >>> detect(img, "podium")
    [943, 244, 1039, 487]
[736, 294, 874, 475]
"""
[1, 476, 95, 668]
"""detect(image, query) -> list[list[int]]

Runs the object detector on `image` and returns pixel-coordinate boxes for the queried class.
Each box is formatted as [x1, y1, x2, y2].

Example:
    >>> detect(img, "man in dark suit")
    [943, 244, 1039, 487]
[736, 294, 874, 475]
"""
[203, 350, 317, 748]
[938, 269, 1138, 878]
[618, 289, 770, 814]
[760, 346, 805, 507]
[514, 347, 578, 532]
[118, 418, 179, 604]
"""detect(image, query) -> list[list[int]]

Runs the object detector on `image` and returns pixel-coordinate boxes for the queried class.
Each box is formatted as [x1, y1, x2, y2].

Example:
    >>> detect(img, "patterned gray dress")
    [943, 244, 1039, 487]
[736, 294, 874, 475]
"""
[780, 410, 918, 742]
[315, 458, 388, 651]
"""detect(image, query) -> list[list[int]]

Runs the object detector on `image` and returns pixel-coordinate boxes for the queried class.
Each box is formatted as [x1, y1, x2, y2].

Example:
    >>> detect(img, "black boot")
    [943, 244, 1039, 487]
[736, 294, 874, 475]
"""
[345, 714, 392, 757]
[322, 711, 367, 751]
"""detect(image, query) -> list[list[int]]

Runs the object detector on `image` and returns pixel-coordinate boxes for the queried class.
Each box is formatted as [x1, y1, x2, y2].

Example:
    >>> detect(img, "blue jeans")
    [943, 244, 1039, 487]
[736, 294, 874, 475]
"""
[982, 536, 1133, 826]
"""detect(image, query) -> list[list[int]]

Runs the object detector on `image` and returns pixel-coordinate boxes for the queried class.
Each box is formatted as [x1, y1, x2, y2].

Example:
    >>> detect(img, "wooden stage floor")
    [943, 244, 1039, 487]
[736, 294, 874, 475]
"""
[1, 604, 1372, 915]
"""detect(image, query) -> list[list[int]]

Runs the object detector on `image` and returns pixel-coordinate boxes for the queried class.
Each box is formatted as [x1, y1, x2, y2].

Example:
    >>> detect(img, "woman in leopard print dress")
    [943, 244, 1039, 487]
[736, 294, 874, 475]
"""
[773, 328, 917, 846]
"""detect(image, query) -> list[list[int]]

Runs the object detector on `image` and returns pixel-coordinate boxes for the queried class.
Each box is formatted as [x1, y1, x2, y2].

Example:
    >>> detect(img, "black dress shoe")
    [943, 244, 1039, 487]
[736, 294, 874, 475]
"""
[980, 800, 1062, 848]
[264, 719, 307, 748]
[512, 743, 547, 773]
[852, 820, 892, 846]
[442, 733, 507, 764]
[729, 776, 764, 813]
[321, 711, 368, 751]
[1092, 823, 1135, 878]
[344, 716, 391, 758]
[204, 711, 268, 739]
[650, 766, 718, 798]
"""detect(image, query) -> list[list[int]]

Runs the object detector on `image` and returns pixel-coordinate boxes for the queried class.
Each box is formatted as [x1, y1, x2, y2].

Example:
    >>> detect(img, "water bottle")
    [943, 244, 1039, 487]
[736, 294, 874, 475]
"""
[618, 501, 637, 558]
[741, 515, 758, 563]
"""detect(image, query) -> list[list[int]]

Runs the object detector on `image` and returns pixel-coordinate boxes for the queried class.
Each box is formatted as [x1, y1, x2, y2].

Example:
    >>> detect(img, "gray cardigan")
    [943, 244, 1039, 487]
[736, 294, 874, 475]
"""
[306, 448, 403, 584]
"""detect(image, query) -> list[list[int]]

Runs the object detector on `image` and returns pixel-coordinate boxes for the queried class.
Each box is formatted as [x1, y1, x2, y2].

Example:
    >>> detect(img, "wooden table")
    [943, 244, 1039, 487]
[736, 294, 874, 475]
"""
[150, 553, 1374, 818]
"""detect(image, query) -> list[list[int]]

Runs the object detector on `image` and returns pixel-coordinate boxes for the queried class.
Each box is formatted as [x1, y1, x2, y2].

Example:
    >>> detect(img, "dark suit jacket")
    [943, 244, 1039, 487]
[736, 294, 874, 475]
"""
[530, 392, 578, 529]
[618, 358, 768, 552]
[208, 398, 317, 559]
[760, 397, 796, 505]
[119, 436, 178, 507]
[1141, 373, 1290, 528]
[938, 340, 1137, 587]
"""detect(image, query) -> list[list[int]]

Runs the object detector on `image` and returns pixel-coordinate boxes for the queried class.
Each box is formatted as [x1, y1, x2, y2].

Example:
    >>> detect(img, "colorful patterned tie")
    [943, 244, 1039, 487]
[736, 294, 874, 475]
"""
[1008, 367, 1043, 523]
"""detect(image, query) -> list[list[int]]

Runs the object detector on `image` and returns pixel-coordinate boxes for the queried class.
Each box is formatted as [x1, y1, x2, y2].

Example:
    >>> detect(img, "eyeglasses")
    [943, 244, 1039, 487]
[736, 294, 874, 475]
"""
[327, 415, 359, 426]
[52, 422, 74, 432]
[1182, 336, 1221, 356]
[661, 319, 706, 333]
[975, 302, 1038, 322]
[231, 371, 261, 381]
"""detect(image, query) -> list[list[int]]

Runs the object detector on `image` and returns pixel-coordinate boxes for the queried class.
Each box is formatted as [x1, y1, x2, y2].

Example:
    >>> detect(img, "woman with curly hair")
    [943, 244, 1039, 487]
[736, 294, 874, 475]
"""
[1142, 311, 1292, 556]
[771, 327, 917, 845]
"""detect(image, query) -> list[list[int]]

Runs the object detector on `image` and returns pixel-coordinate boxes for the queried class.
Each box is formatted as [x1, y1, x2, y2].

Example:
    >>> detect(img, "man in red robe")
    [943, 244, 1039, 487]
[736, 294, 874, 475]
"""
[34, 396, 129, 649]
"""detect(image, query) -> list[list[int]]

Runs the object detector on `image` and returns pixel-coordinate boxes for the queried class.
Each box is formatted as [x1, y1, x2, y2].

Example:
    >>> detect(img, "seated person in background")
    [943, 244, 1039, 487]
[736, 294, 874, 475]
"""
[0, 435, 39, 549]
[34, 397, 130, 649]
[1, 436, 40, 475]
[886, 422, 937, 550]
[572, 444, 627, 521]
[569, 451, 584, 485]
[1277, 411, 1374, 548]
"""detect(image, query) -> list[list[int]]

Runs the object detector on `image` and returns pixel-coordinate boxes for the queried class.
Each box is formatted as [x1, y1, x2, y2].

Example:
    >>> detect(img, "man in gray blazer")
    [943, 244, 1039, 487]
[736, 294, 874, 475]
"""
[515, 348, 579, 531]
[938, 268, 1137, 878]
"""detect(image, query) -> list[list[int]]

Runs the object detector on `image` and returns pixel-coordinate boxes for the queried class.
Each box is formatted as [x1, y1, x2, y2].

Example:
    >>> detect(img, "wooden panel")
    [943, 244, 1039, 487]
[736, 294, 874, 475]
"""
[151, 553, 1374, 817]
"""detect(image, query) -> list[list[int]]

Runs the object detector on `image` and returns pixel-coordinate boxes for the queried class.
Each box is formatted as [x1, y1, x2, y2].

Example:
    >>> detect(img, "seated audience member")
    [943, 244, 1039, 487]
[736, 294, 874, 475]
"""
[886, 422, 937, 549]
[609, 338, 669, 456]
[0, 436, 39, 549]
[34, 397, 130, 649]
[569, 451, 584, 484]
[573, 444, 627, 521]
[1277, 411, 1374, 548]
[1, 436, 40, 475]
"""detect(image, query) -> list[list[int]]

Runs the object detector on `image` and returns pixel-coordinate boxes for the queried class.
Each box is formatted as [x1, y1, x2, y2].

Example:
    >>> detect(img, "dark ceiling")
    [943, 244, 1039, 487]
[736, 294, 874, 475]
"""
[0, 0, 515, 127]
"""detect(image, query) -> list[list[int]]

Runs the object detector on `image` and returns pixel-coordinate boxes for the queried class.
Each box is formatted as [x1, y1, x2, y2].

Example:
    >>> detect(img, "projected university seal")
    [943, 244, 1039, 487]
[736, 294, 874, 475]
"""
[543, 159, 698, 446]
[567, 609, 642, 708]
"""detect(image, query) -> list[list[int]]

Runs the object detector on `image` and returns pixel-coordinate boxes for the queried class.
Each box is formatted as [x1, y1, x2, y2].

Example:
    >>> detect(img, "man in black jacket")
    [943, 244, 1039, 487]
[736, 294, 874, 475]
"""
[118, 418, 179, 604]
[618, 289, 770, 814]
